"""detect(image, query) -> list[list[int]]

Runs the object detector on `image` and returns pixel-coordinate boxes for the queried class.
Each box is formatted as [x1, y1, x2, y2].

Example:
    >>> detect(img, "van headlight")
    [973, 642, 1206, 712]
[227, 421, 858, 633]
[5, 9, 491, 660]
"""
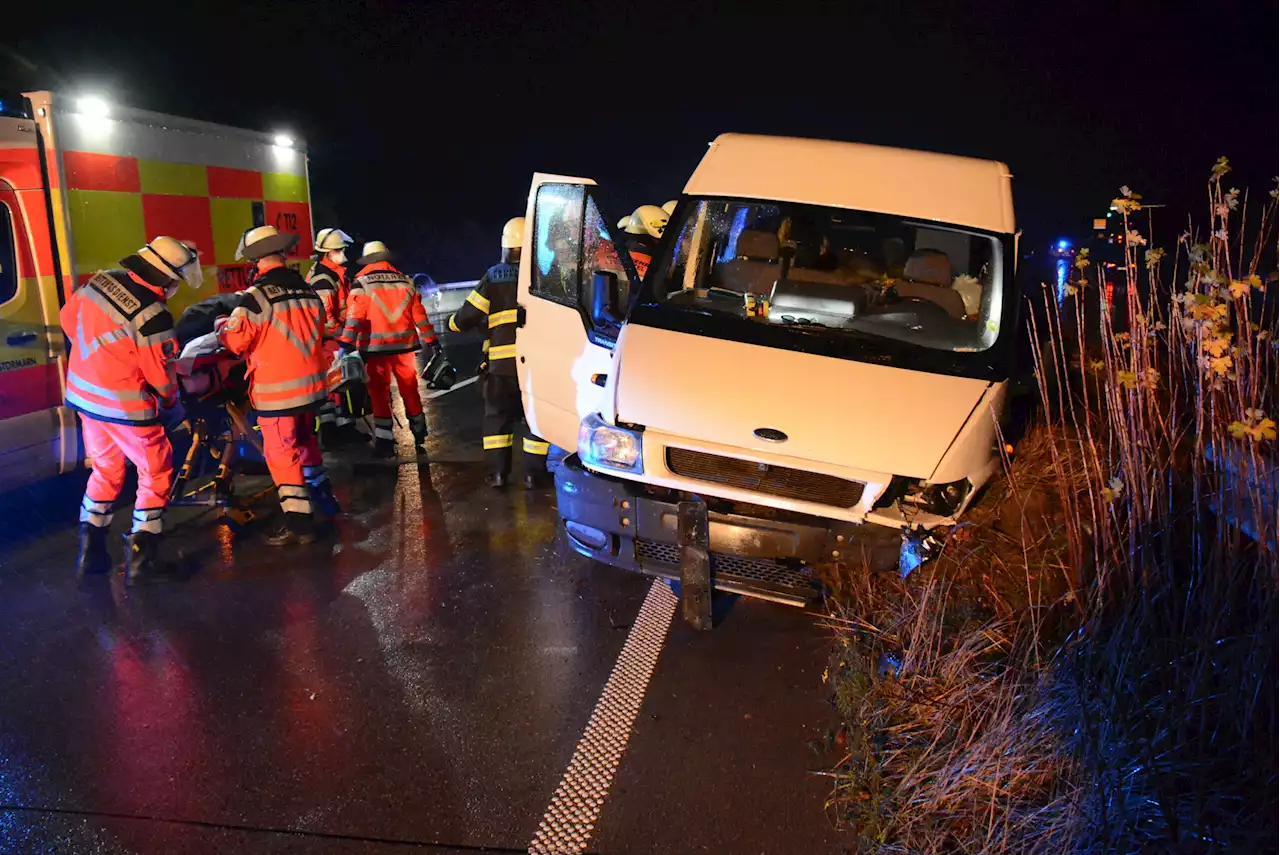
[578, 414, 643, 474]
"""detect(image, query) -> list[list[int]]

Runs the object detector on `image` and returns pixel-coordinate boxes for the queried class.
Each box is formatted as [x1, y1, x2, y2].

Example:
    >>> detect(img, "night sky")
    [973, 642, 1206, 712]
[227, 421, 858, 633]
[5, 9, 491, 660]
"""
[6, 0, 1276, 281]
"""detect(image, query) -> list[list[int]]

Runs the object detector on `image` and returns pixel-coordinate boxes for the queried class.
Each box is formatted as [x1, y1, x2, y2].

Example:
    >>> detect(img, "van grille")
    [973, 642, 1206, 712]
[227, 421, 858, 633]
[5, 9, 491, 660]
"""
[664, 447, 864, 508]
[633, 539, 818, 603]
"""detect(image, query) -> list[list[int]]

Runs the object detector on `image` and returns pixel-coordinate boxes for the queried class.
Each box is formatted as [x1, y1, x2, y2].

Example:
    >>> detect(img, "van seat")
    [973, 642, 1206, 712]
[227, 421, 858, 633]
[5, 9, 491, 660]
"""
[714, 230, 781, 294]
[898, 249, 964, 318]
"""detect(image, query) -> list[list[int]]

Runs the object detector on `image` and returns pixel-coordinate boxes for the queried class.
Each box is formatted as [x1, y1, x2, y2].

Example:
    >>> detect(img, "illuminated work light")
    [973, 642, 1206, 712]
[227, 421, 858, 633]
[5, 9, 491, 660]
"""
[76, 95, 110, 118]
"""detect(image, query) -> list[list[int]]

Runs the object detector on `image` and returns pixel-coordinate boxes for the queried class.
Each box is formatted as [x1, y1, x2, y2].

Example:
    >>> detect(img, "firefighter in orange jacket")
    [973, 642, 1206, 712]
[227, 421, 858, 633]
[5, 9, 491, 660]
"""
[62, 236, 200, 583]
[449, 217, 551, 489]
[307, 227, 357, 449]
[338, 241, 439, 457]
[217, 226, 338, 546]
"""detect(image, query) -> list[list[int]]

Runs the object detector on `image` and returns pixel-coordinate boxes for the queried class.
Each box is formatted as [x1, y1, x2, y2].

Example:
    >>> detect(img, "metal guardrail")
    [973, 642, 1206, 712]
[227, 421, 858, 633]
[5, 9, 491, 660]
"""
[422, 280, 478, 315]
[420, 280, 478, 334]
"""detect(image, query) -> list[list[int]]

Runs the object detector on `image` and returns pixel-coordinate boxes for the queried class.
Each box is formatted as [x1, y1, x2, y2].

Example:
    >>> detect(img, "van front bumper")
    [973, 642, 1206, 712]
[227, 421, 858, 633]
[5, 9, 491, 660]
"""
[554, 455, 901, 605]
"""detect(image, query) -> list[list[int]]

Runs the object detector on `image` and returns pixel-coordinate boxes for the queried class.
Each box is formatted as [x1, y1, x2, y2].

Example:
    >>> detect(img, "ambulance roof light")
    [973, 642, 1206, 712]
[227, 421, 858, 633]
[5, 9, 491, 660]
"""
[273, 133, 294, 148]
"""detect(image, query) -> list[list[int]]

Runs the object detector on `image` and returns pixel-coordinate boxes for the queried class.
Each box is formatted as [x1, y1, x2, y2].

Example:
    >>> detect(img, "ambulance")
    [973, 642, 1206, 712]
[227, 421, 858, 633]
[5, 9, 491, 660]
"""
[0, 90, 313, 494]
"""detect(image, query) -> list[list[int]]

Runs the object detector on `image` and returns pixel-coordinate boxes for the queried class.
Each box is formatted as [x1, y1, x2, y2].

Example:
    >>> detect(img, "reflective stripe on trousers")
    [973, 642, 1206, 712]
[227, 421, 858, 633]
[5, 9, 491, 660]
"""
[303, 464, 329, 488]
[80, 496, 115, 528]
[278, 484, 313, 515]
[484, 434, 514, 449]
[132, 507, 165, 534]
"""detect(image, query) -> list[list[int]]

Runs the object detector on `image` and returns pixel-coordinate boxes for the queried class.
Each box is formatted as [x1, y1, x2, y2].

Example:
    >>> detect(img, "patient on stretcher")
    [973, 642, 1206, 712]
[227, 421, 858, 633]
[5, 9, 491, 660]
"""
[163, 296, 267, 504]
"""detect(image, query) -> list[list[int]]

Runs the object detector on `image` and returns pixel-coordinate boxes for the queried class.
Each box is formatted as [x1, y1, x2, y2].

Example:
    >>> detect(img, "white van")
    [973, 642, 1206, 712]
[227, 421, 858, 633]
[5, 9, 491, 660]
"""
[515, 133, 1018, 606]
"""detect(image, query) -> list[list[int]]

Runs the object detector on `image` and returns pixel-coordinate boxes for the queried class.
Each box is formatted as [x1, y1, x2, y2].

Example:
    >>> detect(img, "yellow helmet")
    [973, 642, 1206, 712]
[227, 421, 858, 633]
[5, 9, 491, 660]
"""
[624, 205, 668, 239]
[662, 200, 677, 215]
[501, 217, 525, 249]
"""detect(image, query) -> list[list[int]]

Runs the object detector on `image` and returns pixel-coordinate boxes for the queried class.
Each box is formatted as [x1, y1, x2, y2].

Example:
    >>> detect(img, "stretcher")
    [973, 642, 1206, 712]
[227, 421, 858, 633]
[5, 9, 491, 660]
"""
[165, 333, 274, 530]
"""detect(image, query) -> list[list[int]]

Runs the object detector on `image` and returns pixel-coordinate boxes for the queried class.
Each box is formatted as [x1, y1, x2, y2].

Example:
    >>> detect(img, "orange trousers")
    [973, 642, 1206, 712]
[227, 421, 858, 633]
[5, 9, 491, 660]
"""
[366, 351, 424, 442]
[366, 351, 423, 418]
[258, 413, 325, 515]
[80, 418, 173, 533]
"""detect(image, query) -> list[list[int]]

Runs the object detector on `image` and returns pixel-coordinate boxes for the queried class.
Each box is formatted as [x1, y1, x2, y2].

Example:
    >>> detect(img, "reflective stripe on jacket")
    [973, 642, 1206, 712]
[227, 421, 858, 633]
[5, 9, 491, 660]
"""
[218, 264, 328, 415]
[60, 266, 178, 426]
[338, 261, 437, 354]
[306, 258, 348, 340]
[449, 262, 519, 376]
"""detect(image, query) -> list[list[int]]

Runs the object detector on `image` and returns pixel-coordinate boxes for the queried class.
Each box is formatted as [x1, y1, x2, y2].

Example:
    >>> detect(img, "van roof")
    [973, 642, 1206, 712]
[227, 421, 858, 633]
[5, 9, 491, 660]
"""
[683, 134, 1015, 234]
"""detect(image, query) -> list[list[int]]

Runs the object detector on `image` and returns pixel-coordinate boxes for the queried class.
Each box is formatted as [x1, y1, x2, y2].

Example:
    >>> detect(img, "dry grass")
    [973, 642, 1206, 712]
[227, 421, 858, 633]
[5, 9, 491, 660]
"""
[822, 163, 1278, 853]
[822, 426, 1082, 854]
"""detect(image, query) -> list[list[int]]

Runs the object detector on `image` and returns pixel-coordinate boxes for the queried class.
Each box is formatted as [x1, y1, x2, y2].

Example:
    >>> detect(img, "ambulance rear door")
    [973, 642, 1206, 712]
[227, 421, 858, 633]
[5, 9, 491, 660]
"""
[0, 96, 76, 494]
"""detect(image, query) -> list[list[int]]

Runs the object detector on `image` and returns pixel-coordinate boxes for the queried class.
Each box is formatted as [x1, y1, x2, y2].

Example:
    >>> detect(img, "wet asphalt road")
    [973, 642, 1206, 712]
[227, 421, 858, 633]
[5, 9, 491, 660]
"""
[0, 339, 851, 854]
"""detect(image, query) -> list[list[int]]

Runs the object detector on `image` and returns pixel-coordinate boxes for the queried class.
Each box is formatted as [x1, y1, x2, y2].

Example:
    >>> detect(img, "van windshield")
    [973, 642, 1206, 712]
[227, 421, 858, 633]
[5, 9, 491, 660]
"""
[637, 199, 1011, 363]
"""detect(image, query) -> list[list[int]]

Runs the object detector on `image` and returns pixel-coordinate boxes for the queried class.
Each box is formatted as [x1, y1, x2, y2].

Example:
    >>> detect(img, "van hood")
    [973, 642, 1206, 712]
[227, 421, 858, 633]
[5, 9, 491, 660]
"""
[613, 324, 991, 479]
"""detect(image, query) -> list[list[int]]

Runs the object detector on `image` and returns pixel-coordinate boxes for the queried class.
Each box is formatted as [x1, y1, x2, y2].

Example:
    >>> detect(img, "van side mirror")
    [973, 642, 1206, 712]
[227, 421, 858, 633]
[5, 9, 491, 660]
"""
[589, 270, 624, 328]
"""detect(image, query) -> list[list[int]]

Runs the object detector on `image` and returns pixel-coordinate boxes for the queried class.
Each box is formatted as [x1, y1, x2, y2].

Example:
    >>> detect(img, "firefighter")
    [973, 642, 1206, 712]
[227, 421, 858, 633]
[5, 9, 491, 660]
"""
[307, 227, 358, 449]
[217, 225, 338, 546]
[449, 217, 550, 489]
[619, 205, 668, 279]
[338, 241, 439, 457]
[62, 237, 199, 583]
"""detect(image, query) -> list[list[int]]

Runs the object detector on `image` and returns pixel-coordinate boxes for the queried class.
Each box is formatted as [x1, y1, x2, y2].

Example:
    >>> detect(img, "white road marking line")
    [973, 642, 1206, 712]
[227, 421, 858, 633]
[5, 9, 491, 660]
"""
[425, 374, 479, 399]
[529, 580, 679, 855]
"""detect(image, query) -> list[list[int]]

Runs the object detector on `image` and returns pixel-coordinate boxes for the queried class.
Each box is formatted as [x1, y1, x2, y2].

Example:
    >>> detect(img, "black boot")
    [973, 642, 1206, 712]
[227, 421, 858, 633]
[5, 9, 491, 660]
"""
[123, 531, 179, 585]
[265, 512, 317, 547]
[319, 422, 341, 451]
[408, 414, 429, 451]
[524, 472, 552, 491]
[310, 479, 342, 517]
[372, 438, 396, 458]
[75, 523, 112, 577]
[486, 473, 508, 489]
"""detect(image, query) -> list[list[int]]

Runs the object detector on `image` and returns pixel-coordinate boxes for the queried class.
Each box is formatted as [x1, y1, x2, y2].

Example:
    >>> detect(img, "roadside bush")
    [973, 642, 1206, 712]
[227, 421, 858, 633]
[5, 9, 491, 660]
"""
[824, 162, 1278, 853]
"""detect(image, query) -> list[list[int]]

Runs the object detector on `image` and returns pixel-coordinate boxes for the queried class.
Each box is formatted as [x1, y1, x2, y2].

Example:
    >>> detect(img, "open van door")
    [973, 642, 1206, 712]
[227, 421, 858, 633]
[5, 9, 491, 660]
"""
[0, 106, 75, 494]
[516, 174, 639, 452]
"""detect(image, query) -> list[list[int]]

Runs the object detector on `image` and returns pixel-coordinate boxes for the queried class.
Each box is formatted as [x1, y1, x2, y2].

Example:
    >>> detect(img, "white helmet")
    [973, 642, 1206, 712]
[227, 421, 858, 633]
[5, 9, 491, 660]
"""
[501, 217, 525, 249]
[138, 236, 203, 292]
[356, 240, 392, 265]
[236, 225, 299, 261]
[662, 200, 677, 215]
[624, 205, 668, 239]
[315, 227, 353, 253]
